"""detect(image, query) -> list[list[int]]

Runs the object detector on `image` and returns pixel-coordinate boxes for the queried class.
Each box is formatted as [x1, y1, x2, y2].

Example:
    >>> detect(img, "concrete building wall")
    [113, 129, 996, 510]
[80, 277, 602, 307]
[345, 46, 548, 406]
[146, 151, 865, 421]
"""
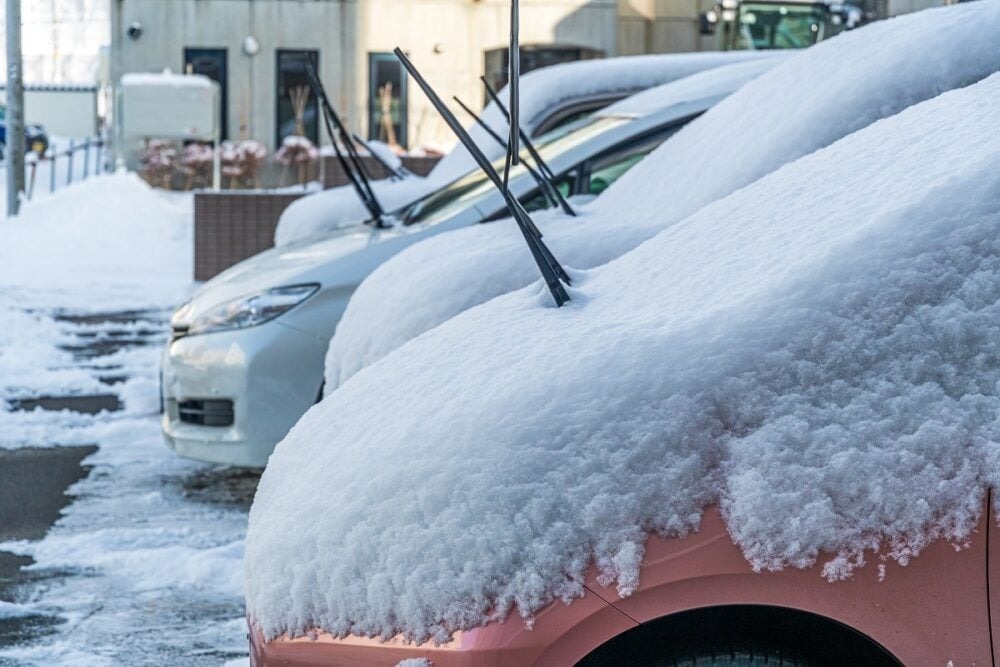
[355, 0, 619, 149]
[111, 0, 355, 151]
[110, 0, 619, 151]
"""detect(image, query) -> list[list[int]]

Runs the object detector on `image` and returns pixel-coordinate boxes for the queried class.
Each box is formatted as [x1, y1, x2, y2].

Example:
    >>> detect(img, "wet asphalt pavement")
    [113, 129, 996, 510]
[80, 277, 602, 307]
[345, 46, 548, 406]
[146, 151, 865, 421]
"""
[0, 311, 259, 665]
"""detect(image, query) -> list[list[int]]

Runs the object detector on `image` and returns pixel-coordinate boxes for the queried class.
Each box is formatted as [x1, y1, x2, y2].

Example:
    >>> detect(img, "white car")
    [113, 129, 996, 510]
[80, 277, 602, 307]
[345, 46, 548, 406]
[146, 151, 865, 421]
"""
[274, 51, 777, 247]
[161, 59, 779, 467]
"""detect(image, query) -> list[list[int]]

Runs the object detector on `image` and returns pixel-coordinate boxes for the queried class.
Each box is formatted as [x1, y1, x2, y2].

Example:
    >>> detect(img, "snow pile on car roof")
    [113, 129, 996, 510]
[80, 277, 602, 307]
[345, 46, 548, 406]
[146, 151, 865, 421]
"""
[324, 2, 1000, 390]
[429, 51, 780, 185]
[273, 51, 775, 247]
[247, 68, 1000, 644]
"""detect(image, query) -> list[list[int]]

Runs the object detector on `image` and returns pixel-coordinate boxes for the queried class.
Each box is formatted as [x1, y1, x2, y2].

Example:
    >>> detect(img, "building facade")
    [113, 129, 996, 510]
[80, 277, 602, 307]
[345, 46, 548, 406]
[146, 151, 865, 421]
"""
[107, 0, 952, 152]
[108, 0, 663, 151]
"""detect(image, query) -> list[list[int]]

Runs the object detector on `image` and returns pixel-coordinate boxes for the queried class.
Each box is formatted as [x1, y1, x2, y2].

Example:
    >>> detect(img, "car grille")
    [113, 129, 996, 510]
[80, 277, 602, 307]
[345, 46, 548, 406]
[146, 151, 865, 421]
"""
[170, 325, 190, 343]
[176, 399, 234, 427]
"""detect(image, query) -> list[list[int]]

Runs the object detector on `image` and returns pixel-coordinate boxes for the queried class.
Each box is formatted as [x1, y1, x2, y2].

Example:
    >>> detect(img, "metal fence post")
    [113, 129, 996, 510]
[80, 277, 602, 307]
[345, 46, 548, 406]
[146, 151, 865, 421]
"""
[26, 159, 35, 200]
[83, 138, 91, 179]
[66, 139, 75, 186]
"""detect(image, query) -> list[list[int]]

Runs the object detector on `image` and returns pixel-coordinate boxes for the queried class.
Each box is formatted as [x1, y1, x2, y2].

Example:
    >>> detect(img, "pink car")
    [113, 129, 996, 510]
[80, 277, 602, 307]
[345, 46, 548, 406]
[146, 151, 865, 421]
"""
[250, 498, 995, 665]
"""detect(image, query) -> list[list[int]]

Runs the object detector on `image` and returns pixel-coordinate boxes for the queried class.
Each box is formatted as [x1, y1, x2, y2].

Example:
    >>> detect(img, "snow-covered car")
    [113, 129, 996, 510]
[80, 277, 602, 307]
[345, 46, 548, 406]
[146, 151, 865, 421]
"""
[274, 51, 780, 247]
[161, 59, 781, 468]
[245, 61, 1000, 667]
[324, 2, 1000, 392]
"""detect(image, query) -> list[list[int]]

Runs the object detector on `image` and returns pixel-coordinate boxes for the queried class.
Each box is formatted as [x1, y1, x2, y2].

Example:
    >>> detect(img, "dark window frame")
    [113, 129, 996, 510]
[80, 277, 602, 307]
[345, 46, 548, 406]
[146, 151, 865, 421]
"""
[275, 49, 320, 147]
[367, 52, 408, 148]
[183, 47, 228, 140]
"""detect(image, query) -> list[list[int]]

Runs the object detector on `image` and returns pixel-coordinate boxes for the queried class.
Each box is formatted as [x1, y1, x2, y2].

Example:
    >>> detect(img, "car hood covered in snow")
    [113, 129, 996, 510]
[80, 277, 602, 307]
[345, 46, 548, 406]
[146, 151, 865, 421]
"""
[273, 51, 781, 248]
[246, 41, 1000, 661]
[182, 224, 379, 319]
[324, 2, 1000, 392]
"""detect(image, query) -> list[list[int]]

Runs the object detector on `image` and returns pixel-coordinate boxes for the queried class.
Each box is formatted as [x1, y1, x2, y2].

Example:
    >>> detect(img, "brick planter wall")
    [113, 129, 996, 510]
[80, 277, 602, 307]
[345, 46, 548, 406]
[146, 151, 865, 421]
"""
[194, 191, 305, 281]
[193, 155, 441, 282]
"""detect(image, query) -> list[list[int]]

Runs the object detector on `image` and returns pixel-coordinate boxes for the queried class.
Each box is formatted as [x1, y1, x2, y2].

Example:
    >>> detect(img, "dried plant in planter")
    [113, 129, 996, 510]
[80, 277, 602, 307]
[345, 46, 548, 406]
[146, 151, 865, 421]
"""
[274, 135, 319, 187]
[378, 82, 399, 148]
[289, 85, 311, 138]
[178, 142, 214, 190]
[239, 140, 269, 188]
[219, 141, 246, 189]
[138, 139, 178, 189]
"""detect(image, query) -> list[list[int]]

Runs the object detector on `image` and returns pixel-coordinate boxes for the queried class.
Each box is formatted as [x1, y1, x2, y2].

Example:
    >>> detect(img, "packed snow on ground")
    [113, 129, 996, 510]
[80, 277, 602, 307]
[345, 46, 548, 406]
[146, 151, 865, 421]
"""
[324, 2, 1000, 391]
[0, 174, 250, 664]
[0, 171, 192, 311]
[273, 51, 778, 247]
[247, 70, 1000, 644]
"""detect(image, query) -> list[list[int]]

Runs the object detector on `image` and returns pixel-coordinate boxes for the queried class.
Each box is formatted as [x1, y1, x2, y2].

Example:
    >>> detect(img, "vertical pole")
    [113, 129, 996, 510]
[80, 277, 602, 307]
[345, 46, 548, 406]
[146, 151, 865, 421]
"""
[83, 137, 91, 178]
[50, 152, 56, 192]
[5, 0, 26, 217]
[26, 159, 35, 200]
[66, 139, 75, 185]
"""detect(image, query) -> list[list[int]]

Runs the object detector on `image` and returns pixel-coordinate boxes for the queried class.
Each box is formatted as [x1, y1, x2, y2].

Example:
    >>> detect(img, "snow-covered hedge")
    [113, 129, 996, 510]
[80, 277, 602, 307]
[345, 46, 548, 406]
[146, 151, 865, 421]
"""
[247, 72, 1000, 659]
[272, 51, 776, 247]
[324, 2, 1000, 392]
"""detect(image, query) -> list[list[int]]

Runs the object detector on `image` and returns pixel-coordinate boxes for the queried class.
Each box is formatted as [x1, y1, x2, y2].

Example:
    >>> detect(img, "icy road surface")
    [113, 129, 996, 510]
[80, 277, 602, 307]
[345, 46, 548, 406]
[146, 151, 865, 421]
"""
[0, 175, 251, 666]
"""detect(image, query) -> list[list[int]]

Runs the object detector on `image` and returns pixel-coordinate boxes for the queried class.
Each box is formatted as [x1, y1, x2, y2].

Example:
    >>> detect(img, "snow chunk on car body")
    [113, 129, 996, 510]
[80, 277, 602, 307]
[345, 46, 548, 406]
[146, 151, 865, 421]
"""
[325, 2, 1000, 391]
[247, 78, 1000, 654]
[273, 51, 779, 247]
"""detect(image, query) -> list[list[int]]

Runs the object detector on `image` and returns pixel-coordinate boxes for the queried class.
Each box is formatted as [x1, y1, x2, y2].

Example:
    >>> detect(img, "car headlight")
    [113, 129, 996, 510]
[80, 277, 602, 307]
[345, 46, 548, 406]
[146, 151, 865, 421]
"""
[187, 284, 319, 336]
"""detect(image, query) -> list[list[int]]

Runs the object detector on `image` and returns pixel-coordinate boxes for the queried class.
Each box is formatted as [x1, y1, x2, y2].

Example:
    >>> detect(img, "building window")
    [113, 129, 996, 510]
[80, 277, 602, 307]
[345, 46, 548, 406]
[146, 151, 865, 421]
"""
[184, 48, 228, 139]
[368, 52, 407, 149]
[483, 45, 604, 102]
[276, 49, 319, 147]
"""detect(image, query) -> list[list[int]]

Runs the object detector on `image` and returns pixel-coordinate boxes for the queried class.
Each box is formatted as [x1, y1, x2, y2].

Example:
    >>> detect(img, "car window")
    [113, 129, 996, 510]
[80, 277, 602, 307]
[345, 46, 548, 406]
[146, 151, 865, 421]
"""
[520, 173, 575, 214]
[399, 116, 628, 226]
[587, 152, 647, 196]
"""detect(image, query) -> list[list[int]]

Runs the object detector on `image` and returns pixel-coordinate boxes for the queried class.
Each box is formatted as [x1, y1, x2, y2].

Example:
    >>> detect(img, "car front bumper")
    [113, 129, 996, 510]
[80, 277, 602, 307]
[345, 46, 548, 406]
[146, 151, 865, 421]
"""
[161, 320, 328, 468]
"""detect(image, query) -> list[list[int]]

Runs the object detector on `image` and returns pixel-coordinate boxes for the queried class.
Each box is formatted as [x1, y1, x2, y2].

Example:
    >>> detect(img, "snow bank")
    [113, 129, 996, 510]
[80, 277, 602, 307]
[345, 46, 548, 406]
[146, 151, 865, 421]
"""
[324, 2, 1000, 390]
[0, 171, 192, 310]
[247, 71, 1000, 643]
[273, 51, 775, 247]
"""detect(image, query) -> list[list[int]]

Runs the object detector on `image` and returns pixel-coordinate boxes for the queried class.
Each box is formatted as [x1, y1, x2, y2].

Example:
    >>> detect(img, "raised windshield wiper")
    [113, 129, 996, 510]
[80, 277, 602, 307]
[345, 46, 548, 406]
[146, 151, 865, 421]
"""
[394, 45, 570, 307]
[453, 96, 564, 212]
[481, 76, 576, 217]
[302, 56, 388, 228]
[351, 133, 409, 181]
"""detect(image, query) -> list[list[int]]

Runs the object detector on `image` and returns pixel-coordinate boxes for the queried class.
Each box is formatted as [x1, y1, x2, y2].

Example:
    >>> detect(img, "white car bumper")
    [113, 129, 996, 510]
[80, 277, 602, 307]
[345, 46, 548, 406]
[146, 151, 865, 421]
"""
[161, 320, 328, 468]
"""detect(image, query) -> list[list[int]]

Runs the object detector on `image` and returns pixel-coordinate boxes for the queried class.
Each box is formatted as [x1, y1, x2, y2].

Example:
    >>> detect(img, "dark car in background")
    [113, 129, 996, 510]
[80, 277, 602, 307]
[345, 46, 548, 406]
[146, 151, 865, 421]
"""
[0, 105, 49, 158]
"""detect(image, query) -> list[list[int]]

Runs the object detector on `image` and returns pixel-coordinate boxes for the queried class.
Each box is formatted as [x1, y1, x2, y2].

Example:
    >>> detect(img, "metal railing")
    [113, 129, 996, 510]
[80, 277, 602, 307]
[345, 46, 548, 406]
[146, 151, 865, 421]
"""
[22, 136, 111, 201]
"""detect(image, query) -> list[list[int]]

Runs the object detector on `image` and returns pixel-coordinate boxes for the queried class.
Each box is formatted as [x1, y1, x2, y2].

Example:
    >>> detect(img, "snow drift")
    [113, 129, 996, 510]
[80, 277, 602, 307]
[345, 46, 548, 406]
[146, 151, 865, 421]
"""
[323, 2, 1000, 391]
[273, 51, 777, 247]
[247, 73, 1000, 650]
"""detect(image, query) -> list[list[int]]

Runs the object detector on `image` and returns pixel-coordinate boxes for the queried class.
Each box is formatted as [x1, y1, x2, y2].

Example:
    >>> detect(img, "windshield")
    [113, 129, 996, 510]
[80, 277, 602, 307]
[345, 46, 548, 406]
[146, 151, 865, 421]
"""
[737, 3, 829, 49]
[399, 115, 629, 226]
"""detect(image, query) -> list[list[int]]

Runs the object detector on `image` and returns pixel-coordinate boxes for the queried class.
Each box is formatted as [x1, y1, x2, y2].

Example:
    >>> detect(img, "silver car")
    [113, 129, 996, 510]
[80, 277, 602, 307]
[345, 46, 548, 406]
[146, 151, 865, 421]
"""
[161, 59, 778, 467]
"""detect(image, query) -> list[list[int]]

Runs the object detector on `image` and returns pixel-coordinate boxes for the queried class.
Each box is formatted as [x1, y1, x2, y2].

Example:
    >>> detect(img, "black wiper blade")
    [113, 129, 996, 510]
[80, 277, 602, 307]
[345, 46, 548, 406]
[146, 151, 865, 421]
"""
[302, 57, 388, 227]
[352, 133, 409, 181]
[482, 76, 576, 217]
[453, 96, 564, 213]
[394, 47, 570, 307]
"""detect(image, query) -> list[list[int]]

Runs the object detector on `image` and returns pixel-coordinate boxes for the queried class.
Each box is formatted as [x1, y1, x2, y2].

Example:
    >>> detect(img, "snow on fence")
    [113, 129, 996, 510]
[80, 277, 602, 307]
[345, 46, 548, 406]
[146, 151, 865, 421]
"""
[14, 137, 111, 201]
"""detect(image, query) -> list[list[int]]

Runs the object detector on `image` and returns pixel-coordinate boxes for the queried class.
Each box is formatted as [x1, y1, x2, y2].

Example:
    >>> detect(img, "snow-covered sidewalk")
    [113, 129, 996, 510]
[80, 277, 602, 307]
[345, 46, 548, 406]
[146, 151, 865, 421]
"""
[0, 174, 249, 665]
